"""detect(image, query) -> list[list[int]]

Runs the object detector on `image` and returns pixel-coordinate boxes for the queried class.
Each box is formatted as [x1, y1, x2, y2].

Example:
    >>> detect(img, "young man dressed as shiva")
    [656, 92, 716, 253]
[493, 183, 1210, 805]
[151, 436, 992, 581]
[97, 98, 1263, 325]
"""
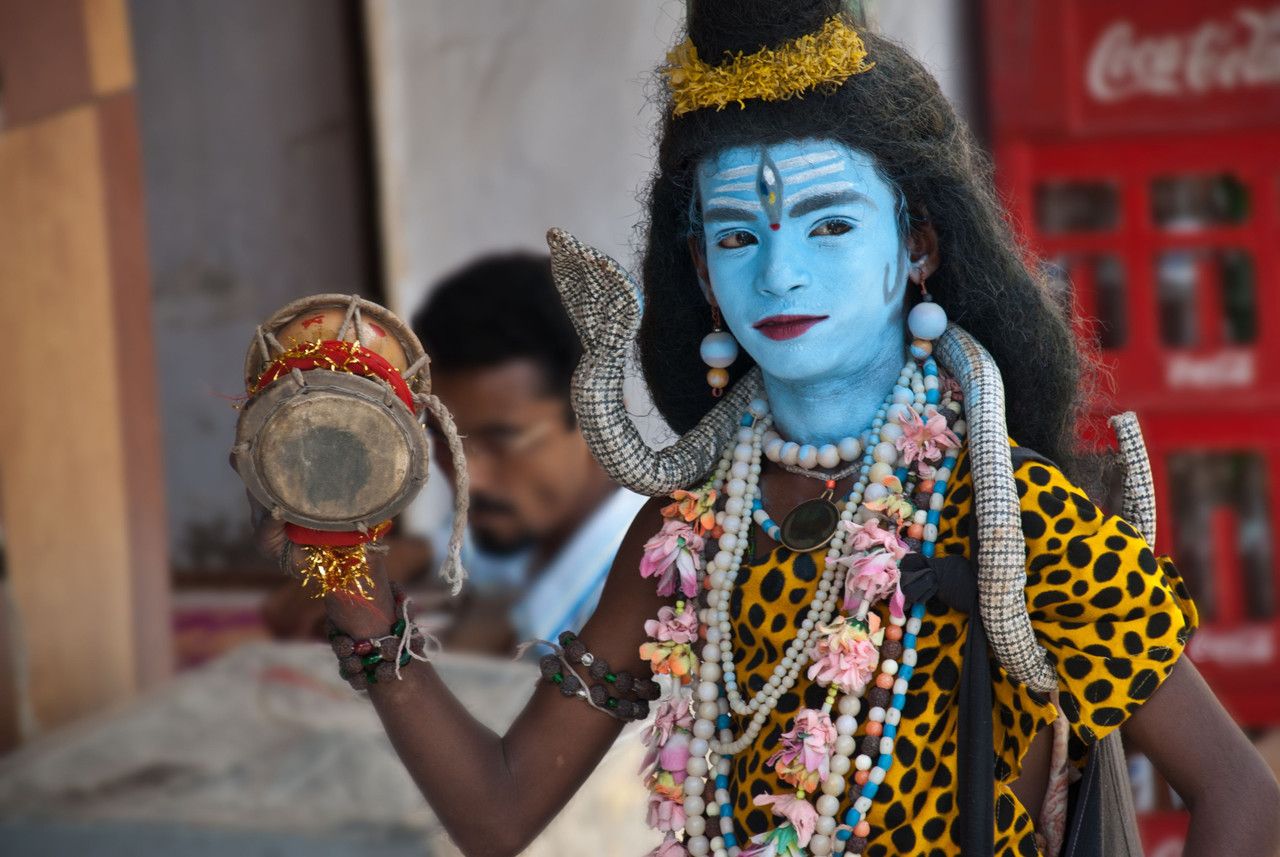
[258, 2, 1280, 854]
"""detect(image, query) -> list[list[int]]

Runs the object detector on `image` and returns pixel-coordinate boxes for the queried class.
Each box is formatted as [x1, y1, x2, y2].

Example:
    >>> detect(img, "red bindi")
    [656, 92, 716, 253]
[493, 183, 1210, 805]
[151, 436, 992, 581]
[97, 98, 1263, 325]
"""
[770, 223, 780, 231]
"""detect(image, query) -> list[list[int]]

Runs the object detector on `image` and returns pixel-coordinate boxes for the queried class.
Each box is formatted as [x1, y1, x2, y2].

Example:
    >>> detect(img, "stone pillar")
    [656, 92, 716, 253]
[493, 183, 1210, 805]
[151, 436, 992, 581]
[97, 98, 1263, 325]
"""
[0, 0, 171, 739]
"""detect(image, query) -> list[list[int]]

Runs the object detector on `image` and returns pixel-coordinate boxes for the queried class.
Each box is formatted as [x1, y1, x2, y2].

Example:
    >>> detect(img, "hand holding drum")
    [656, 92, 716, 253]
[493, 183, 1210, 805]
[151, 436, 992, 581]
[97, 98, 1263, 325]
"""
[232, 294, 468, 622]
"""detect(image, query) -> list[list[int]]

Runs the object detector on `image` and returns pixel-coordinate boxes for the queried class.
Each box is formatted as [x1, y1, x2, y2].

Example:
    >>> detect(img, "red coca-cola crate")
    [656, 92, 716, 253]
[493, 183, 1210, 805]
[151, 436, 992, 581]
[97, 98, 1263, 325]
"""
[984, 0, 1280, 734]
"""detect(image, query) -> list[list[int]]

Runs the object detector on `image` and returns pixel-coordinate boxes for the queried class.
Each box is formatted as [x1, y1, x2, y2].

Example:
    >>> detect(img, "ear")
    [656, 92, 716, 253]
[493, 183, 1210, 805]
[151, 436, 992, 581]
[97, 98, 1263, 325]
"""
[905, 214, 941, 286]
[687, 234, 714, 304]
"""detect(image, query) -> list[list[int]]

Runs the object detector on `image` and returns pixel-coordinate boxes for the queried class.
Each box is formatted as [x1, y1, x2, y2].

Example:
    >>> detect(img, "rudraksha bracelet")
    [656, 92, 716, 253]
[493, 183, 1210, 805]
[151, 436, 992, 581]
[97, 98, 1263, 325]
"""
[327, 582, 436, 689]
[536, 631, 658, 721]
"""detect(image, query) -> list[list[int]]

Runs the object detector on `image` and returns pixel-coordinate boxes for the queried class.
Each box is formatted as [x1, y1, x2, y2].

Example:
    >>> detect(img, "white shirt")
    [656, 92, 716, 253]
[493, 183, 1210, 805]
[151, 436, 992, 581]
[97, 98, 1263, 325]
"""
[446, 488, 649, 644]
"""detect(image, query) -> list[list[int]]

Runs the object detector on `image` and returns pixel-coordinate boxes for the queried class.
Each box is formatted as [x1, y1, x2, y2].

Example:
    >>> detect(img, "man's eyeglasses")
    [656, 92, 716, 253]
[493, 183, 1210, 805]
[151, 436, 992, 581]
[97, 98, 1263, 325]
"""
[431, 418, 560, 464]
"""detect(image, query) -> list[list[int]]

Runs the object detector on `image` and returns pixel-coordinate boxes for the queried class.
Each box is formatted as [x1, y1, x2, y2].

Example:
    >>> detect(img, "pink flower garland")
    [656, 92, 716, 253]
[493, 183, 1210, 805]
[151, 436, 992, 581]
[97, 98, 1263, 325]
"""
[765, 708, 838, 792]
[844, 518, 908, 559]
[806, 614, 883, 695]
[644, 603, 699, 643]
[896, 406, 960, 466]
[646, 777, 686, 833]
[638, 502, 705, 842]
[647, 836, 688, 857]
[832, 519, 908, 617]
[639, 602, 700, 684]
[642, 699, 694, 772]
[640, 520, 704, 598]
[643, 720, 691, 834]
[754, 793, 819, 846]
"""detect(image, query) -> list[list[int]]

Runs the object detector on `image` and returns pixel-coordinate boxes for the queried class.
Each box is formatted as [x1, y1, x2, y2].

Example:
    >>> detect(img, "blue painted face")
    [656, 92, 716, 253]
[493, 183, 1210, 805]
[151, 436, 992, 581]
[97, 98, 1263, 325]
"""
[695, 140, 910, 387]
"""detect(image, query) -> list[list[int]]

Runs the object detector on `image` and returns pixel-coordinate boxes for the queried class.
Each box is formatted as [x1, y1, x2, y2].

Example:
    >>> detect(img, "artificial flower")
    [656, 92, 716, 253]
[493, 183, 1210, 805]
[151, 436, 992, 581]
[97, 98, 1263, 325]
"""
[645, 698, 693, 749]
[661, 488, 719, 536]
[644, 602, 699, 644]
[842, 517, 908, 560]
[840, 550, 905, 617]
[640, 520, 704, 598]
[766, 708, 837, 791]
[658, 730, 692, 774]
[639, 639, 697, 685]
[647, 768, 685, 800]
[754, 792, 820, 847]
[896, 406, 960, 466]
[807, 614, 883, 694]
[740, 823, 803, 857]
[645, 776, 686, 832]
[862, 474, 915, 525]
[646, 835, 688, 857]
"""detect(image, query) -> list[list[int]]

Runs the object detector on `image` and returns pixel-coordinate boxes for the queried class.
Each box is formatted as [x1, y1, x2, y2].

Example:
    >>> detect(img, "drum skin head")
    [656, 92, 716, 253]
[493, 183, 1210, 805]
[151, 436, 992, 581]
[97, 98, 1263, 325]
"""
[233, 371, 429, 531]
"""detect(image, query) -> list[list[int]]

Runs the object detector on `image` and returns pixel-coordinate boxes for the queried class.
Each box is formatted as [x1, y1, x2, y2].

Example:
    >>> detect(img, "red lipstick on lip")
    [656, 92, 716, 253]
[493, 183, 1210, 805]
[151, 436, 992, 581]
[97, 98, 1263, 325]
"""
[753, 314, 829, 341]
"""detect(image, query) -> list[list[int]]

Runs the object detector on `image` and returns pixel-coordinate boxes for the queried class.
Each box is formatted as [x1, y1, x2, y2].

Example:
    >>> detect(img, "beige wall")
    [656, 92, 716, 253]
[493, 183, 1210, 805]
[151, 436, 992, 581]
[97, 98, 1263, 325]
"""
[365, 0, 683, 318]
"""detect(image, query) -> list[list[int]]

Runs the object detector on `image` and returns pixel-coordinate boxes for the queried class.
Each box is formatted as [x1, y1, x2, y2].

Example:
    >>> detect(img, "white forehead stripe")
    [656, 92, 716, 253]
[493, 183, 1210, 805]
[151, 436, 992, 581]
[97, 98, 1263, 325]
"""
[710, 163, 759, 182]
[710, 179, 757, 194]
[705, 196, 762, 212]
[784, 181, 858, 208]
[776, 150, 841, 172]
[786, 162, 846, 184]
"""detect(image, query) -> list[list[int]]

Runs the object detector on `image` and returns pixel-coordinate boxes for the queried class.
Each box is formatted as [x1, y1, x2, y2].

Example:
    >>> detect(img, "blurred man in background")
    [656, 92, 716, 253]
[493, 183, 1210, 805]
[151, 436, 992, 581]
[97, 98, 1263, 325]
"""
[412, 253, 646, 653]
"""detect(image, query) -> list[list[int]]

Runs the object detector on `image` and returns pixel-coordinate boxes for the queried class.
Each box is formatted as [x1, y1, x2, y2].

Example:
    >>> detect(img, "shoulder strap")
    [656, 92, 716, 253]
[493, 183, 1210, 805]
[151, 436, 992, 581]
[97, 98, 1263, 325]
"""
[1009, 446, 1057, 470]
[959, 502, 996, 856]
[957, 444, 1056, 856]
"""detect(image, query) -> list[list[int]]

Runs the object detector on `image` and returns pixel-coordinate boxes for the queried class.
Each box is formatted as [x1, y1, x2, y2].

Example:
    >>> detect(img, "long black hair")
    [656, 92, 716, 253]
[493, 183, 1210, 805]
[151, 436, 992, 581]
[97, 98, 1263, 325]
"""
[638, 0, 1088, 470]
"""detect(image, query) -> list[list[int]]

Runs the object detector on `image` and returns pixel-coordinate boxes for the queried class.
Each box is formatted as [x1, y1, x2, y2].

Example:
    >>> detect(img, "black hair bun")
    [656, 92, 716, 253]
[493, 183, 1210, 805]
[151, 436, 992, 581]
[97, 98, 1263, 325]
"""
[687, 0, 847, 62]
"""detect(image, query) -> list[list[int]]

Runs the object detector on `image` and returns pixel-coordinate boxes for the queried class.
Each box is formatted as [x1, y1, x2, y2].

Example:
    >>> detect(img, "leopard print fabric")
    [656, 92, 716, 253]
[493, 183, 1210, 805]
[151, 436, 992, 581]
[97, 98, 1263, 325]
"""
[728, 447, 1198, 855]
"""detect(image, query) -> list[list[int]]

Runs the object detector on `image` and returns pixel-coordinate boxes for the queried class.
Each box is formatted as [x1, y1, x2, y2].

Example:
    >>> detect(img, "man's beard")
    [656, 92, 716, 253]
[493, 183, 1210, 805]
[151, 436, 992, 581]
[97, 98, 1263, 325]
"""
[472, 527, 534, 557]
[469, 494, 534, 556]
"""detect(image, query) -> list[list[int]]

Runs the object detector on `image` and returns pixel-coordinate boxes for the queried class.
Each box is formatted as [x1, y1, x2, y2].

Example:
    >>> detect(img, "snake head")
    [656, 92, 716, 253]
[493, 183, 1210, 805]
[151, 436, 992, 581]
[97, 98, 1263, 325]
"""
[547, 227, 642, 354]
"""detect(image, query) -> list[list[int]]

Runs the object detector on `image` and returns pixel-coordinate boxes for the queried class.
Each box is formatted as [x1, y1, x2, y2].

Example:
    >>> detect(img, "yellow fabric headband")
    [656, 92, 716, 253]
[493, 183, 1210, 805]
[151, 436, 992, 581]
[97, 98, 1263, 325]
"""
[662, 15, 875, 117]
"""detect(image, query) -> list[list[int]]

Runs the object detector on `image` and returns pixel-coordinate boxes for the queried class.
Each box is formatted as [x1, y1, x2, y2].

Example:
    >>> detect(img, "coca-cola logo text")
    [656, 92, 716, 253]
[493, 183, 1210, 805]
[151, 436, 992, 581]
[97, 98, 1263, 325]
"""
[1087, 7, 1280, 103]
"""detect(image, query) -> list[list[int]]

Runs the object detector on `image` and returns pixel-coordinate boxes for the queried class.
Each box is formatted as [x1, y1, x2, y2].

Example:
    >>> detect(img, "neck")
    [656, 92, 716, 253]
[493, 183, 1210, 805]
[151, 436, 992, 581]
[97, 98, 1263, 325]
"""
[764, 344, 905, 444]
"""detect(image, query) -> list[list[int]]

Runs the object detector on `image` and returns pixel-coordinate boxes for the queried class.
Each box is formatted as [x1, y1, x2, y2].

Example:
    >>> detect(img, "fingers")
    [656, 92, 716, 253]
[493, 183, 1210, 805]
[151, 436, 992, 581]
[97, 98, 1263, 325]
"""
[243, 488, 289, 564]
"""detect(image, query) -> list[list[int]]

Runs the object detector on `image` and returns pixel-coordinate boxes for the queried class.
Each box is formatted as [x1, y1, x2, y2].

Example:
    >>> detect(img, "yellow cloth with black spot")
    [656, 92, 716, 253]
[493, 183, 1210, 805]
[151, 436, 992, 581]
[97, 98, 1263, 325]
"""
[728, 449, 1197, 855]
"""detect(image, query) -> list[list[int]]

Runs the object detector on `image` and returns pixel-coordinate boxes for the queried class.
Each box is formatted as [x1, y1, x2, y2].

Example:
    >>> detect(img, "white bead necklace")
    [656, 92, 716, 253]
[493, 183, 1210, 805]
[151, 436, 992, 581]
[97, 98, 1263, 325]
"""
[704, 360, 925, 732]
[763, 432, 862, 471]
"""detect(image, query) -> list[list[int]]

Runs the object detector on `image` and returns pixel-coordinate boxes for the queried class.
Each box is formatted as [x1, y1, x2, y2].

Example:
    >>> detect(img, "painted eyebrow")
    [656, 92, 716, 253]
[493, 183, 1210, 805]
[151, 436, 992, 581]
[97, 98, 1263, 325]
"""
[703, 204, 761, 224]
[788, 189, 876, 218]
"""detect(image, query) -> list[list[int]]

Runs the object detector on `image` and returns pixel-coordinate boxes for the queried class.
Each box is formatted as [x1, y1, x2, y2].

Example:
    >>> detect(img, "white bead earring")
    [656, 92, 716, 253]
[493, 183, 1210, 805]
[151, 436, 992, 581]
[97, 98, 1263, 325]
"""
[906, 262, 948, 359]
[700, 304, 738, 397]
